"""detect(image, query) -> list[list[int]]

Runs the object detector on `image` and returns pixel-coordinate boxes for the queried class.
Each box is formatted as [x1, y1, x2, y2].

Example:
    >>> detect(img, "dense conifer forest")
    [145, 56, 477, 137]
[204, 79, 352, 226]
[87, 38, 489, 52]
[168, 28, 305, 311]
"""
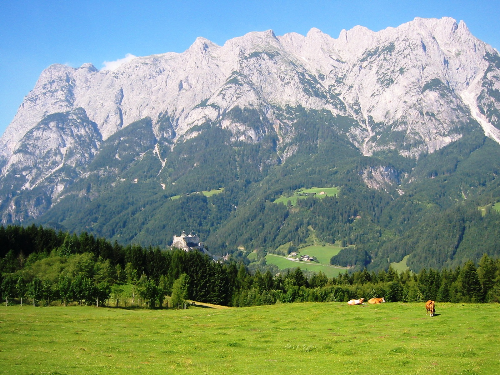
[19, 113, 499, 273]
[1, 225, 499, 308]
[1, 108, 499, 274]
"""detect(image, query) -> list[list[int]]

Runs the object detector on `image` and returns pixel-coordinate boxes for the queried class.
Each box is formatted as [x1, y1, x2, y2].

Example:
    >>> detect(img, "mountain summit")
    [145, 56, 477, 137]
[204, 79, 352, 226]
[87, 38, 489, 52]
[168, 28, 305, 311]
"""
[1, 17, 500, 271]
[3, 18, 499, 158]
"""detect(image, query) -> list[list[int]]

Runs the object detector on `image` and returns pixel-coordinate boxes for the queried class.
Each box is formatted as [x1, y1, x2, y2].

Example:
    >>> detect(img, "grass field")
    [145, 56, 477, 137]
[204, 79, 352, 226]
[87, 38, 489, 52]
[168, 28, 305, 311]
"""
[298, 244, 343, 264]
[391, 255, 410, 273]
[1, 303, 499, 374]
[266, 253, 349, 278]
[170, 188, 224, 201]
[201, 188, 224, 197]
[266, 243, 346, 278]
[274, 187, 339, 206]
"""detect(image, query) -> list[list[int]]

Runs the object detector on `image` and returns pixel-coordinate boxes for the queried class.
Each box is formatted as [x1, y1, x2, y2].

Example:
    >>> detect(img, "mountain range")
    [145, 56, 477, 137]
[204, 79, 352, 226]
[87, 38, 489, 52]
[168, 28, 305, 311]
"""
[1, 17, 500, 272]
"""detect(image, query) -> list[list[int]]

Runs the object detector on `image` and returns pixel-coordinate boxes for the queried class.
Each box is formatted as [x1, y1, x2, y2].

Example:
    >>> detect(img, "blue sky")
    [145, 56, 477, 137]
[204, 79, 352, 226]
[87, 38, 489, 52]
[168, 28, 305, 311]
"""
[1, 0, 499, 137]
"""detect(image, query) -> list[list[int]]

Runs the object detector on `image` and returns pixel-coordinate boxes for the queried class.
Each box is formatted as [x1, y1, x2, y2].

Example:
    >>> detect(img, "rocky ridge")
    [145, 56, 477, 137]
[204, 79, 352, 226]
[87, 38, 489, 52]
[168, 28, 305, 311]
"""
[2, 18, 499, 157]
[0, 17, 500, 225]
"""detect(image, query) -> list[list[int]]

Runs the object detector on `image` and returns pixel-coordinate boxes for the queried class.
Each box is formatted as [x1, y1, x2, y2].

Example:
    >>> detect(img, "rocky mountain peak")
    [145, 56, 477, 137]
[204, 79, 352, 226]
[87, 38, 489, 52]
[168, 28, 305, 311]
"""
[0, 17, 499, 190]
[78, 63, 98, 72]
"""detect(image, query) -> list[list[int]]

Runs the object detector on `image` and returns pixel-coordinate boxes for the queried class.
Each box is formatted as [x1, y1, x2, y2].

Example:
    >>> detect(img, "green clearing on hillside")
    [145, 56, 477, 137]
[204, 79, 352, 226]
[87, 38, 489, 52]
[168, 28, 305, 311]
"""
[298, 244, 343, 264]
[202, 188, 224, 197]
[265, 253, 345, 278]
[273, 186, 339, 206]
[170, 188, 224, 201]
[266, 242, 345, 278]
[390, 254, 410, 273]
[246, 251, 258, 261]
[1, 303, 498, 374]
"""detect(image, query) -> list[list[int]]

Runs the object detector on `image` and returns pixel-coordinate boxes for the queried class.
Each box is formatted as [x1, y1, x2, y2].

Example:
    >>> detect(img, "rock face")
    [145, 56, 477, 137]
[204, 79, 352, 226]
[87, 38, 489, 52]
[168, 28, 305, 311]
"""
[0, 17, 499, 225]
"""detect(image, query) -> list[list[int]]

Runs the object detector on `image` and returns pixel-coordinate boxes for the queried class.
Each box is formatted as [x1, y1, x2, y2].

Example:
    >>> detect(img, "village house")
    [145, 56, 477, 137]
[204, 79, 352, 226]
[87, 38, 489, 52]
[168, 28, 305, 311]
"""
[300, 255, 315, 262]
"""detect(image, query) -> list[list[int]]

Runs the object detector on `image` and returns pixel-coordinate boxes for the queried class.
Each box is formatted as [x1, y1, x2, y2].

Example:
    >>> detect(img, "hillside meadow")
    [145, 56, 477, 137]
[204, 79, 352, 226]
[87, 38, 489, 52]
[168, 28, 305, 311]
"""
[1, 302, 499, 374]
[273, 187, 339, 206]
[265, 239, 345, 278]
[265, 242, 347, 278]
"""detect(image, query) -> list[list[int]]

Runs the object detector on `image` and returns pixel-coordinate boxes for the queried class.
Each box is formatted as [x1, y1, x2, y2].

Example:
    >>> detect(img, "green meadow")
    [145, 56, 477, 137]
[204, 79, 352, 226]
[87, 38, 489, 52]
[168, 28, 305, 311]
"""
[265, 255, 345, 278]
[298, 244, 342, 264]
[390, 255, 410, 273]
[273, 187, 339, 206]
[266, 243, 346, 278]
[201, 188, 225, 197]
[1, 303, 499, 374]
[170, 188, 224, 200]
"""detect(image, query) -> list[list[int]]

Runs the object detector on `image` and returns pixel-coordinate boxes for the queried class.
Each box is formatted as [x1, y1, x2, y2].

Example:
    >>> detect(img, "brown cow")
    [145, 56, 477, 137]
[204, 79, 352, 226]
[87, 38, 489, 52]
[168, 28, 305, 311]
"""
[426, 300, 435, 316]
[368, 297, 385, 304]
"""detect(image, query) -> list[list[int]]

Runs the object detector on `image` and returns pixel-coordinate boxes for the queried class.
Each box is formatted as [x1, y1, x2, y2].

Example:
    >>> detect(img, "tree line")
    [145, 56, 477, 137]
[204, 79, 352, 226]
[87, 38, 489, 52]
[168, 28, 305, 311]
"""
[232, 255, 500, 306]
[1, 225, 499, 308]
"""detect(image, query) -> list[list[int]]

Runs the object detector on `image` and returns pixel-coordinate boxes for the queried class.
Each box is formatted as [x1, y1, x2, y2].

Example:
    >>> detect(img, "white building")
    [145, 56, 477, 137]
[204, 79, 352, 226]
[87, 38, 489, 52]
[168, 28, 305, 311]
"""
[172, 232, 207, 253]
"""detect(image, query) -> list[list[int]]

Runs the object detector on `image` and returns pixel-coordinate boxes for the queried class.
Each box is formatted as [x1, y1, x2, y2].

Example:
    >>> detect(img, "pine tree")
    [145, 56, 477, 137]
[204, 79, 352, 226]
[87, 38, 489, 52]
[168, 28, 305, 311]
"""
[477, 254, 497, 301]
[437, 269, 452, 302]
[458, 261, 482, 302]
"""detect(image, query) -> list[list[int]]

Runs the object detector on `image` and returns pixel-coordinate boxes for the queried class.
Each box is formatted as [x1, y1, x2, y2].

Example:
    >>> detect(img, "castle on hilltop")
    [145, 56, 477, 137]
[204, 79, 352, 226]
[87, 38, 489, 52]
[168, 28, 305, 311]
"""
[172, 232, 230, 262]
[172, 232, 207, 253]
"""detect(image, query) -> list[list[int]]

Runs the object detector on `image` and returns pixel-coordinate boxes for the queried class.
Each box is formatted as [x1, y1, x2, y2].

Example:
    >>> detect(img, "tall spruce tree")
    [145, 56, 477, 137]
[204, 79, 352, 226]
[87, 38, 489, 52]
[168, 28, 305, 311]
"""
[458, 261, 483, 302]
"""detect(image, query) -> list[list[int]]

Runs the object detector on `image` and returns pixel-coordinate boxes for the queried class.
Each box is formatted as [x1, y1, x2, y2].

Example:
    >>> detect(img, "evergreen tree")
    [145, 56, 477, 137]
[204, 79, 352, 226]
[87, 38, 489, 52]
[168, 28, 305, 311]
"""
[477, 254, 497, 301]
[437, 269, 452, 302]
[458, 261, 482, 302]
[309, 271, 328, 288]
[386, 281, 403, 302]
[209, 262, 231, 306]
[263, 270, 275, 290]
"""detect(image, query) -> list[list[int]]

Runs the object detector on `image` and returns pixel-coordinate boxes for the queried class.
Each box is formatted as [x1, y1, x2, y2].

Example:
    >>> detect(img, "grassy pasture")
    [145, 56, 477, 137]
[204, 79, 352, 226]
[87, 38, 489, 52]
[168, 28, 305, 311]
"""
[390, 255, 410, 273]
[265, 254, 346, 278]
[298, 244, 343, 264]
[1, 303, 499, 374]
[201, 188, 224, 197]
[170, 188, 224, 201]
[274, 186, 339, 206]
[478, 202, 500, 216]
[266, 243, 345, 278]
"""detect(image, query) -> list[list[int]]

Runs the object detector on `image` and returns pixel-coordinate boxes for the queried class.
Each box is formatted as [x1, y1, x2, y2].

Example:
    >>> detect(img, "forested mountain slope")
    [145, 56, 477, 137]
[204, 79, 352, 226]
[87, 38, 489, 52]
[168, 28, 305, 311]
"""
[1, 18, 500, 272]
